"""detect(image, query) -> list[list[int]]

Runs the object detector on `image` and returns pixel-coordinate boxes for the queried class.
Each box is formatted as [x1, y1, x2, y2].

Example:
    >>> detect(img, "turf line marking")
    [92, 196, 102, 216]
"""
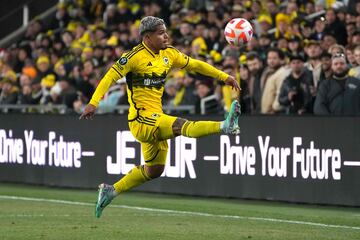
[0, 195, 359, 231]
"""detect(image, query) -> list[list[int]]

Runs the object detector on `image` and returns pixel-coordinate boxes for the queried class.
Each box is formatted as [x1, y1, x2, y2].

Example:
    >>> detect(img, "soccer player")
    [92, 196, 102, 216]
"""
[80, 16, 241, 218]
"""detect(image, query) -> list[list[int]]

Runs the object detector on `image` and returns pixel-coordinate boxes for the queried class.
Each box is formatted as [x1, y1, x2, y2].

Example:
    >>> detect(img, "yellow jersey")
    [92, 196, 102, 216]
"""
[89, 41, 229, 120]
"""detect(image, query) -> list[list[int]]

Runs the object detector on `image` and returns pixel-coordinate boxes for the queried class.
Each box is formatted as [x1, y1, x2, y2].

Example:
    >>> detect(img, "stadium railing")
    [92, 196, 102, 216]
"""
[0, 104, 196, 115]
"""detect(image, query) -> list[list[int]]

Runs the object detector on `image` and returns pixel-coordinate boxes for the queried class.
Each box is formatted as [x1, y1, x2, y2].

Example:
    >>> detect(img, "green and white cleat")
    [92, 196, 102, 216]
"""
[222, 100, 241, 135]
[95, 183, 115, 218]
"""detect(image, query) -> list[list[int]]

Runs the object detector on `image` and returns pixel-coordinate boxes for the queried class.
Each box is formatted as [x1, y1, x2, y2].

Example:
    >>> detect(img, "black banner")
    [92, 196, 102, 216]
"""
[0, 114, 359, 206]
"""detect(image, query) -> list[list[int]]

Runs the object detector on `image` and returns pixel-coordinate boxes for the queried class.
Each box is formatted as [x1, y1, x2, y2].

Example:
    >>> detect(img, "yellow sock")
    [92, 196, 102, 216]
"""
[113, 165, 151, 194]
[181, 121, 221, 138]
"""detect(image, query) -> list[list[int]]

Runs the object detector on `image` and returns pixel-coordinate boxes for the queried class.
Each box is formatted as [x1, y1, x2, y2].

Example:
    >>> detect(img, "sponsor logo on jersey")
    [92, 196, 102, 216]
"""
[143, 78, 165, 86]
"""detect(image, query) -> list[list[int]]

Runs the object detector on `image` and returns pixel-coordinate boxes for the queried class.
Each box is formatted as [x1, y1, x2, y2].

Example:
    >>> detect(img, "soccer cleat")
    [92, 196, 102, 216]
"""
[95, 183, 115, 218]
[222, 100, 241, 135]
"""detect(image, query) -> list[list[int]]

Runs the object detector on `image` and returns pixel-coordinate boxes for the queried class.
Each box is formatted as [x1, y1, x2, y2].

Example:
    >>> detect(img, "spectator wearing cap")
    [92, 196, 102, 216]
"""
[311, 16, 326, 42]
[33, 56, 56, 104]
[324, 8, 348, 46]
[318, 52, 333, 86]
[256, 14, 273, 36]
[304, 40, 322, 88]
[0, 78, 19, 104]
[314, 53, 360, 115]
[261, 47, 291, 114]
[278, 54, 314, 115]
[301, 21, 313, 39]
[288, 36, 305, 59]
[275, 13, 292, 39]
[194, 79, 223, 115]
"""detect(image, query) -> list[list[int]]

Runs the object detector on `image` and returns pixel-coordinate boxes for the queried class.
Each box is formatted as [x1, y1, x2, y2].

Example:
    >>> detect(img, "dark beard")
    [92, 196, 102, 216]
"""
[309, 55, 320, 60]
[333, 70, 348, 79]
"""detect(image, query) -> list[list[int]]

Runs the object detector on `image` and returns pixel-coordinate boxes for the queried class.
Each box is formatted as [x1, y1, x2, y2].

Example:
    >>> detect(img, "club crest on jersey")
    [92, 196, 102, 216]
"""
[151, 113, 159, 118]
[163, 57, 169, 65]
[119, 57, 128, 65]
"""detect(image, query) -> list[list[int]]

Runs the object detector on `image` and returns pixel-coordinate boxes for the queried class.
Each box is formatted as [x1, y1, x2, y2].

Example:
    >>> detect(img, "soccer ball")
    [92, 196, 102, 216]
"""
[224, 18, 253, 46]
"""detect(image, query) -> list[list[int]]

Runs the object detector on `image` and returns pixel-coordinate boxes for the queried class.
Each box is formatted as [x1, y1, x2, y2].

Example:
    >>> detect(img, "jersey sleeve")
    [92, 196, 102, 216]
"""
[89, 55, 132, 107]
[170, 47, 228, 82]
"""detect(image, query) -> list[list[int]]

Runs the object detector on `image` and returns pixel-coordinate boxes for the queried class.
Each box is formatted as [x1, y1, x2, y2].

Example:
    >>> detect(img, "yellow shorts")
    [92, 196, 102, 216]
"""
[128, 111, 178, 166]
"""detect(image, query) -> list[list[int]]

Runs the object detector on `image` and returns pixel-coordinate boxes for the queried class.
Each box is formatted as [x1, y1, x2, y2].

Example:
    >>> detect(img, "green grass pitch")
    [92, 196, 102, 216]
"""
[0, 183, 359, 240]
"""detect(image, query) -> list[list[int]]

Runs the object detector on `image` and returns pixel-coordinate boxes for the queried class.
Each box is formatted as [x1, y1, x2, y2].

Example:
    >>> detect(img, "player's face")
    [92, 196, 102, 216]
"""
[148, 24, 169, 51]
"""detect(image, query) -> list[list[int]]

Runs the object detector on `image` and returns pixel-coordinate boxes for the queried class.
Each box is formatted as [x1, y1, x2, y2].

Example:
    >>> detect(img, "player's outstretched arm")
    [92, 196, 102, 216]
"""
[185, 58, 240, 91]
[224, 75, 241, 91]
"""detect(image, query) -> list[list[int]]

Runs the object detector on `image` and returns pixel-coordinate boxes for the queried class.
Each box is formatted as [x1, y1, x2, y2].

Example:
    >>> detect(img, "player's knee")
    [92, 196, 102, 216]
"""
[145, 165, 164, 179]
[172, 117, 187, 136]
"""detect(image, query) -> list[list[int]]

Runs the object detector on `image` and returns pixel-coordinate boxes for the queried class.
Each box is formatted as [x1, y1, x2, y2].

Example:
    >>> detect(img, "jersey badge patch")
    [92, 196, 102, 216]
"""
[163, 57, 169, 65]
[119, 57, 128, 65]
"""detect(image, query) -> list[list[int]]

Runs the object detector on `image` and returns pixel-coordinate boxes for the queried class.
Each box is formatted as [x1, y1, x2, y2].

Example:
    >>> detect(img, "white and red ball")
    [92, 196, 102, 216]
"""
[224, 18, 253, 46]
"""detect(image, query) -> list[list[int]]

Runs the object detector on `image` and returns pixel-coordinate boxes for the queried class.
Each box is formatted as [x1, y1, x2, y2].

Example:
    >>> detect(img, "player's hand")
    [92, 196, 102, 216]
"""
[79, 104, 96, 120]
[225, 75, 241, 91]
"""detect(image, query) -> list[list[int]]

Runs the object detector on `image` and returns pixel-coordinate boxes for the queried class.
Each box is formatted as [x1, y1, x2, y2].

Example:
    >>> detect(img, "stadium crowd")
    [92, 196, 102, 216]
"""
[0, 0, 360, 115]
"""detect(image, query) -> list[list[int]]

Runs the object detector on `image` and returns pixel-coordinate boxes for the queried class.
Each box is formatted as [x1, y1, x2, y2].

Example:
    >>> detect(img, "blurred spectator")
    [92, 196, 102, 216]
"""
[261, 47, 291, 114]
[314, 53, 360, 115]
[0, 78, 19, 104]
[352, 30, 360, 46]
[51, 3, 70, 29]
[163, 80, 177, 106]
[349, 45, 360, 79]
[176, 72, 198, 107]
[324, 8, 347, 46]
[318, 51, 333, 86]
[279, 55, 314, 115]
[311, 17, 326, 41]
[328, 43, 345, 55]
[246, 51, 264, 113]
[304, 40, 322, 87]
[238, 64, 251, 114]
[345, 45, 357, 67]
[194, 79, 223, 114]
[288, 36, 306, 60]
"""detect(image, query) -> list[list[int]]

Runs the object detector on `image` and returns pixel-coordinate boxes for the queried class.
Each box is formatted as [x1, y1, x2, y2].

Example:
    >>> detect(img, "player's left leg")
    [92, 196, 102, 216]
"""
[95, 134, 168, 218]
[173, 100, 242, 138]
